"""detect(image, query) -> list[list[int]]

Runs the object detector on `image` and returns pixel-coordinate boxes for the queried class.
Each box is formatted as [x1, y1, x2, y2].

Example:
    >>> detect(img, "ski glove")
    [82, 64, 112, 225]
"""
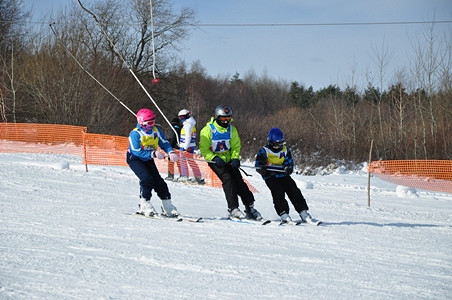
[284, 166, 293, 175]
[152, 150, 165, 160]
[213, 156, 226, 167]
[230, 159, 240, 169]
[168, 151, 179, 162]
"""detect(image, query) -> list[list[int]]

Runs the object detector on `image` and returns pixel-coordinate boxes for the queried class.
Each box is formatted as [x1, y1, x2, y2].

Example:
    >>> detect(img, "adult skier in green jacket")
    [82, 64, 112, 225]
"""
[199, 105, 262, 220]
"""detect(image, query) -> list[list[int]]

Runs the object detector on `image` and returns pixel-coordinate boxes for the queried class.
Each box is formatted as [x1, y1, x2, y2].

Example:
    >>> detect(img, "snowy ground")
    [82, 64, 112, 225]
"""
[1, 153, 451, 299]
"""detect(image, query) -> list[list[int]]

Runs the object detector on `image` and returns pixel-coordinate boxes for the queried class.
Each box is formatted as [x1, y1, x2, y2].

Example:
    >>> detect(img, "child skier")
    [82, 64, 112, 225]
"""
[126, 108, 180, 217]
[255, 127, 320, 225]
[199, 105, 262, 220]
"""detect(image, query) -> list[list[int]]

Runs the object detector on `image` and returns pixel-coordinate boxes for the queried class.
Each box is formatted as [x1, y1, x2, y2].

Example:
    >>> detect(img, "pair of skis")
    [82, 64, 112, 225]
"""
[227, 217, 322, 226]
[127, 212, 322, 226]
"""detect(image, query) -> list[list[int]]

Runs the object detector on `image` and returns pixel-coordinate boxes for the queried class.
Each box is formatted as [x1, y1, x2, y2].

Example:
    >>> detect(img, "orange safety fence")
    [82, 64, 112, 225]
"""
[0, 123, 86, 156]
[82, 132, 129, 166]
[368, 160, 452, 193]
[0, 123, 258, 192]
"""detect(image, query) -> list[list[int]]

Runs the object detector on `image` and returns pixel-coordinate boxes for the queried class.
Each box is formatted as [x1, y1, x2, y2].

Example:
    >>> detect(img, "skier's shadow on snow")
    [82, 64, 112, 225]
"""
[322, 221, 446, 228]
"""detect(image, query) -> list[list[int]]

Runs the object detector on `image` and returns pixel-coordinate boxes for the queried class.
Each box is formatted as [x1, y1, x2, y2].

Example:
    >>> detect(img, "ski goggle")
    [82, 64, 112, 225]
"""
[269, 141, 284, 148]
[141, 119, 155, 127]
[218, 116, 231, 122]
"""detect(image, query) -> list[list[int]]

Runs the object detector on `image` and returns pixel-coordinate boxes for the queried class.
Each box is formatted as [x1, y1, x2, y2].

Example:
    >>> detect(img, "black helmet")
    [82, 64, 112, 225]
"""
[214, 105, 232, 128]
[214, 105, 233, 118]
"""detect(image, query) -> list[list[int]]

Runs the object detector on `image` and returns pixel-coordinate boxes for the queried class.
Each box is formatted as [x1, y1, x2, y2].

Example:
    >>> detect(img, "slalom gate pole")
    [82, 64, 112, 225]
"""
[76, 0, 180, 145]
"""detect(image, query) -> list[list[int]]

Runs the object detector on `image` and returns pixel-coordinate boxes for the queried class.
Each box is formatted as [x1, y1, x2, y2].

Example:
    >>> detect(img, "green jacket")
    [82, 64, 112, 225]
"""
[199, 117, 241, 163]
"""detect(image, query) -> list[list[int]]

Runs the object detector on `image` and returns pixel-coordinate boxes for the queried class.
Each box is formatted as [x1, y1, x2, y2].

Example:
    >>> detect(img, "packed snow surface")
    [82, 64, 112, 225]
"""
[1, 153, 451, 299]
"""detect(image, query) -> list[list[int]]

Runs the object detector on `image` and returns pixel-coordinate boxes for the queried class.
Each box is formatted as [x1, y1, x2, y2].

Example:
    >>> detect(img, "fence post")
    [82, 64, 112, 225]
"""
[82, 128, 89, 172]
[367, 139, 374, 207]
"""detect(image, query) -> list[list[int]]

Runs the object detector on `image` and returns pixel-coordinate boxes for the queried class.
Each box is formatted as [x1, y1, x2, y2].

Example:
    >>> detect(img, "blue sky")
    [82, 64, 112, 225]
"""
[24, 0, 451, 90]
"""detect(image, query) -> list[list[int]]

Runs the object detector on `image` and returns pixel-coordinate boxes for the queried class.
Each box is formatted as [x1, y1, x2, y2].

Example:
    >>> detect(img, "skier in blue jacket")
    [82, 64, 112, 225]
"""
[127, 108, 180, 217]
[255, 127, 318, 224]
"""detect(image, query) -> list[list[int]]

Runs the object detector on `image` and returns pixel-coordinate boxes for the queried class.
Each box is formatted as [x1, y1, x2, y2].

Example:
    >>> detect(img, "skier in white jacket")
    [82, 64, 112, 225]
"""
[177, 109, 204, 184]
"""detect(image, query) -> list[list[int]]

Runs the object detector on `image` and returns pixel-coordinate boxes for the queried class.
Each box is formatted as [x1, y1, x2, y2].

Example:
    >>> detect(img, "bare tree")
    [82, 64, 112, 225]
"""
[0, 0, 30, 122]
[0, 43, 17, 122]
[410, 22, 451, 157]
[74, 0, 196, 73]
[367, 37, 394, 158]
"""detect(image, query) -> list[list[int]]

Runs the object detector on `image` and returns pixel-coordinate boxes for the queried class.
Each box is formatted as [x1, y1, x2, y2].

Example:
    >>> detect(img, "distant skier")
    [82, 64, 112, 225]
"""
[255, 127, 319, 225]
[176, 109, 204, 184]
[165, 117, 182, 181]
[199, 104, 262, 220]
[126, 108, 180, 217]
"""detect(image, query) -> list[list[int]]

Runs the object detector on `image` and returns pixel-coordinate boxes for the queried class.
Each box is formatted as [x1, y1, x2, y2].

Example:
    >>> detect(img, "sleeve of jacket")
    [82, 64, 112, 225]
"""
[254, 147, 267, 168]
[229, 126, 241, 160]
[283, 147, 294, 167]
[199, 124, 215, 161]
[157, 127, 174, 153]
[128, 130, 151, 161]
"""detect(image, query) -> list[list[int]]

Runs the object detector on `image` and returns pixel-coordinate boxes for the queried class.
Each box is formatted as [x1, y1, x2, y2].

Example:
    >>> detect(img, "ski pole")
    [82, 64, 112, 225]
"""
[239, 167, 252, 177]
[160, 153, 214, 164]
[240, 165, 286, 172]
[254, 166, 287, 173]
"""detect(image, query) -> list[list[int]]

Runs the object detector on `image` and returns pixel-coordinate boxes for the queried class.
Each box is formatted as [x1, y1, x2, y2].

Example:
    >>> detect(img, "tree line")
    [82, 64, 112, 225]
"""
[1, 0, 451, 171]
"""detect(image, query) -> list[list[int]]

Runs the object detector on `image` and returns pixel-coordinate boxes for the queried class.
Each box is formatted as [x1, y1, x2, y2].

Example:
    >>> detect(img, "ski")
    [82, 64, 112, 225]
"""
[279, 218, 322, 226]
[279, 219, 304, 226]
[226, 217, 271, 225]
[123, 212, 160, 219]
[177, 216, 203, 223]
[124, 212, 202, 223]
[305, 218, 323, 226]
[279, 219, 322, 226]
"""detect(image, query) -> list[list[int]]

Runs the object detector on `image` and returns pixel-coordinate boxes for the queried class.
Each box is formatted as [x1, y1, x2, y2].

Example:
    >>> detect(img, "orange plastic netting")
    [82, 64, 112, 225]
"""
[82, 132, 129, 166]
[368, 160, 452, 193]
[0, 123, 258, 192]
[0, 123, 86, 156]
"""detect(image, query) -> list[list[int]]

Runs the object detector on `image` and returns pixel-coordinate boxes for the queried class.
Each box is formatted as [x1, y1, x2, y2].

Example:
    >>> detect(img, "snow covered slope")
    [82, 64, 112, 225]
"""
[1, 153, 451, 299]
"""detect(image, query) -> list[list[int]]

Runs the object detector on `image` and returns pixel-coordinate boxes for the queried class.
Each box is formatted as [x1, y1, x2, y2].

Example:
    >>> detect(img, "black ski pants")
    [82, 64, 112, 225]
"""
[208, 163, 255, 210]
[265, 175, 309, 216]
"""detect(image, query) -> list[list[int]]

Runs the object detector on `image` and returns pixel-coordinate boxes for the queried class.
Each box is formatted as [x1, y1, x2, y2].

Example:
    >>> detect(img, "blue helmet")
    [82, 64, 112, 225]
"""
[267, 128, 284, 144]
